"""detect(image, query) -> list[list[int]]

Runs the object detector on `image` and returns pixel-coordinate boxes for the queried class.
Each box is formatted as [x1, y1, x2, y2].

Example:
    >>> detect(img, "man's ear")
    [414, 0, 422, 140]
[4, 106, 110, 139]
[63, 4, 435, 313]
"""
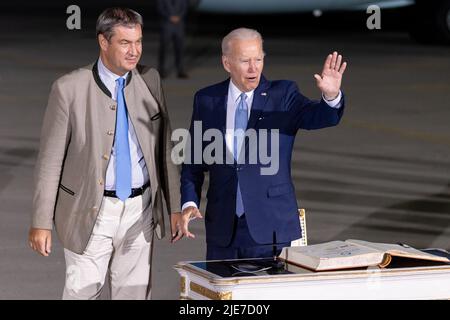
[98, 34, 109, 51]
[222, 55, 231, 73]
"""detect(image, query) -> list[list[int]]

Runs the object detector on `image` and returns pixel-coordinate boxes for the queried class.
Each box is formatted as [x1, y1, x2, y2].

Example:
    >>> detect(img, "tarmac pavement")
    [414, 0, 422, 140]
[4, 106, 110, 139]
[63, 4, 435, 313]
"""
[0, 9, 449, 299]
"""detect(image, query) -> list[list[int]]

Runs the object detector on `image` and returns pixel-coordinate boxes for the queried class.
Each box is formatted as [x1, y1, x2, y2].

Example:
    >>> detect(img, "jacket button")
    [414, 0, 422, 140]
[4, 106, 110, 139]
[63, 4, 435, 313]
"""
[98, 179, 103, 185]
[107, 130, 114, 136]
[102, 154, 109, 160]
[110, 105, 116, 110]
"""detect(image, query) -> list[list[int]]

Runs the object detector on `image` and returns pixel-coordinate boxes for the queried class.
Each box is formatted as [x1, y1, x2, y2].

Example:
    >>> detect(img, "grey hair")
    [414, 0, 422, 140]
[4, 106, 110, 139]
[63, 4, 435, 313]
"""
[96, 7, 143, 41]
[221, 28, 263, 56]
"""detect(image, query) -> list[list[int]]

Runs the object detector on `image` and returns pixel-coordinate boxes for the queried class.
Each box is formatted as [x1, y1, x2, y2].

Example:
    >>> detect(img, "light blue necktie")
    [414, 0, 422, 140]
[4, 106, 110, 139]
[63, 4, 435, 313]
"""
[115, 77, 132, 201]
[234, 93, 248, 217]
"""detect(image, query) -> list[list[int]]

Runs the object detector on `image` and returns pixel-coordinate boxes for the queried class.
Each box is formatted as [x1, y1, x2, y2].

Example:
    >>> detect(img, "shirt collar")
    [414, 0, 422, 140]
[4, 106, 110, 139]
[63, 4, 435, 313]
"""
[229, 79, 254, 103]
[97, 57, 129, 83]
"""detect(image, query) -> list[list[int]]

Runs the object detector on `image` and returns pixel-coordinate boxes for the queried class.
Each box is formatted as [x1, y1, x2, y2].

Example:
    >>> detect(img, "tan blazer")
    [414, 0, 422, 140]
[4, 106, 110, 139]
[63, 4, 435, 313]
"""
[32, 62, 181, 254]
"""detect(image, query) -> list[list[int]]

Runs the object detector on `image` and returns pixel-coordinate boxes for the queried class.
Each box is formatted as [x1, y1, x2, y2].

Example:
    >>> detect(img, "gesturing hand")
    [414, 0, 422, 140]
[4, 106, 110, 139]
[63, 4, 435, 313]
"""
[170, 206, 203, 243]
[314, 51, 347, 100]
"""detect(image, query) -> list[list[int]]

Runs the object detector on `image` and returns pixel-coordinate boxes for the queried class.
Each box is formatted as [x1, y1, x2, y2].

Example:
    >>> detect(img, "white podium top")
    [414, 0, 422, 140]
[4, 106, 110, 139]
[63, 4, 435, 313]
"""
[174, 258, 450, 300]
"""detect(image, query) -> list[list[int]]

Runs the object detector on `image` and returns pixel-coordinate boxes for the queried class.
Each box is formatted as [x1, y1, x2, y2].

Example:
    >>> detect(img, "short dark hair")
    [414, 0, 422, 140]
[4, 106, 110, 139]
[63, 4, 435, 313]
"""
[96, 7, 143, 41]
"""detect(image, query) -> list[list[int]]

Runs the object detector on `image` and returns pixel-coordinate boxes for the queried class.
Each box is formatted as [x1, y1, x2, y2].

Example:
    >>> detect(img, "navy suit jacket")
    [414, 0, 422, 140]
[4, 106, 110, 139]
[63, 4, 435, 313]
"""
[181, 76, 345, 247]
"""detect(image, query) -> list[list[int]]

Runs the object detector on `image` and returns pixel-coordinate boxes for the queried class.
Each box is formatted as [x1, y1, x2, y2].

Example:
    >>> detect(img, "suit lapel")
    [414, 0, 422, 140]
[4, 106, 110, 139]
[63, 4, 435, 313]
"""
[209, 79, 228, 134]
[247, 76, 270, 130]
[124, 77, 138, 122]
[212, 79, 232, 164]
[215, 98, 227, 135]
[242, 76, 270, 160]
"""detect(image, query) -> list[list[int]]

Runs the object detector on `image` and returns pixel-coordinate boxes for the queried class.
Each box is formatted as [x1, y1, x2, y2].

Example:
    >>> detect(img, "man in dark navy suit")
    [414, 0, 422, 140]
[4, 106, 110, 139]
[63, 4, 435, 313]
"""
[175, 28, 347, 260]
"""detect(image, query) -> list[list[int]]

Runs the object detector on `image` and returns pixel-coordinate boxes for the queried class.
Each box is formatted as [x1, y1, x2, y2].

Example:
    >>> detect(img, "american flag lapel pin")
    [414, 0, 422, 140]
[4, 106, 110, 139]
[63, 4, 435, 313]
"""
[261, 92, 267, 96]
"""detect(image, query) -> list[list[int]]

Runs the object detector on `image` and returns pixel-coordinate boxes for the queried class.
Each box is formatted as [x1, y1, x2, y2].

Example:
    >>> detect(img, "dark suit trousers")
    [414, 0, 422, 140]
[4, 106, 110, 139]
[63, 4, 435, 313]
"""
[206, 214, 290, 260]
[158, 22, 185, 75]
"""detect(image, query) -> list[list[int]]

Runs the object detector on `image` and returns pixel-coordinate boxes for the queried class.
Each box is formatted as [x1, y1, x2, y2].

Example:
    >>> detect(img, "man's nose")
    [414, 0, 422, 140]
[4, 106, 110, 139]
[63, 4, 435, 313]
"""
[129, 44, 138, 56]
[248, 61, 256, 72]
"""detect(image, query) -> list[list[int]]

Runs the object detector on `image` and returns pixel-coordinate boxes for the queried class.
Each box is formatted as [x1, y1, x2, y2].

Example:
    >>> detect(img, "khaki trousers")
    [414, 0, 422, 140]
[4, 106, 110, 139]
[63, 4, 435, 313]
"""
[62, 188, 153, 300]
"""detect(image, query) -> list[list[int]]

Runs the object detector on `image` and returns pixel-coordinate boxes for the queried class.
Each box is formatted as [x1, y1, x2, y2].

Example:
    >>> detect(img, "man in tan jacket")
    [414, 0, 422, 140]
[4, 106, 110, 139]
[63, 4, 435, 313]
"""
[28, 7, 182, 299]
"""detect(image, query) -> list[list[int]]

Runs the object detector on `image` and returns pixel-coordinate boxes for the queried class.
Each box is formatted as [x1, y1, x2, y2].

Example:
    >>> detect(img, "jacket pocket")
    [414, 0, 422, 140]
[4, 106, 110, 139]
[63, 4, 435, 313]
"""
[59, 183, 75, 196]
[267, 183, 294, 198]
[150, 112, 161, 121]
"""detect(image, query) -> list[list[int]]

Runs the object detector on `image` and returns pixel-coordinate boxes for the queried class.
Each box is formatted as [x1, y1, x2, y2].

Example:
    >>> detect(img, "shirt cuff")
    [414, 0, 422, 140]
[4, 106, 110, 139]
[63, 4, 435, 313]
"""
[322, 90, 342, 109]
[182, 201, 198, 211]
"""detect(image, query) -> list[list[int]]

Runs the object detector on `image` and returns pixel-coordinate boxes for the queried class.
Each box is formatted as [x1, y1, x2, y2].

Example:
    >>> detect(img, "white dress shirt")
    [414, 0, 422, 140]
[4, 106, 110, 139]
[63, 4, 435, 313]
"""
[97, 57, 150, 190]
[181, 79, 342, 211]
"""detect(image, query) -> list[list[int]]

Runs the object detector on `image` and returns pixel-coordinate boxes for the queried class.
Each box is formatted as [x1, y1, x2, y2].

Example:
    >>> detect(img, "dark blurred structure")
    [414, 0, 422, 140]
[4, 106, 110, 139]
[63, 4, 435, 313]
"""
[156, 0, 189, 78]
[190, 0, 450, 45]
[1, 1, 449, 44]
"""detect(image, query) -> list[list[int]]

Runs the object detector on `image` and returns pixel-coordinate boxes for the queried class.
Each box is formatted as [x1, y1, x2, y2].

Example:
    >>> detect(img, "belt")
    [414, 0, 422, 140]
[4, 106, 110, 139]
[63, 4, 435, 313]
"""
[104, 182, 150, 199]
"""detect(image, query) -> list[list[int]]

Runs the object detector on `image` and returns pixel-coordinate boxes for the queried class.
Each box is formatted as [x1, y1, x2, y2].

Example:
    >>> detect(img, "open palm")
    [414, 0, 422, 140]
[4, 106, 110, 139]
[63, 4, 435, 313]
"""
[314, 51, 347, 100]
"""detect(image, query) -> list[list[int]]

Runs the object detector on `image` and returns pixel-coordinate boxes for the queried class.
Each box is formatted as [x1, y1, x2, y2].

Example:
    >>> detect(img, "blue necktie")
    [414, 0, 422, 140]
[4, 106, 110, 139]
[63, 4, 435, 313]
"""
[115, 78, 132, 201]
[234, 93, 248, 217]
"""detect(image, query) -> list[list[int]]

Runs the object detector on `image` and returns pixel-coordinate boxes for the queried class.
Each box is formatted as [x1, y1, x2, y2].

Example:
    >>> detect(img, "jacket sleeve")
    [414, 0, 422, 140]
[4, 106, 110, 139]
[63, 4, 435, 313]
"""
[286, 81, 345, 131]
[151, 69, 182, 214]
[180, 92, 206, 208]
[32, 80, 71, 230]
